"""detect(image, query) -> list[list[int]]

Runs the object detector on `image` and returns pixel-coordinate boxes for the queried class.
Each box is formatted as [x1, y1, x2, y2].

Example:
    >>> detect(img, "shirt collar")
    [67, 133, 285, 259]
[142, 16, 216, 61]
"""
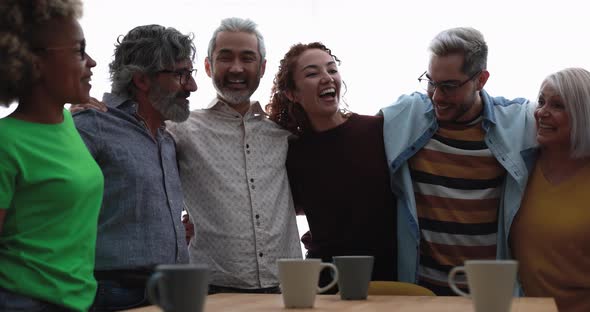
[103, 92, 167, 130]
[206, 97, 266, 117]
[103, 92, 139, 115]
[479, 89, 497, 125]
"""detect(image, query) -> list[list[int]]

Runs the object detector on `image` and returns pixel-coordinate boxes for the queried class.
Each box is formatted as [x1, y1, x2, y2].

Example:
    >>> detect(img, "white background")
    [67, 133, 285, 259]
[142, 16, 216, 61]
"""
[3, 0, 589, 117]
[3, 0, 589, 254]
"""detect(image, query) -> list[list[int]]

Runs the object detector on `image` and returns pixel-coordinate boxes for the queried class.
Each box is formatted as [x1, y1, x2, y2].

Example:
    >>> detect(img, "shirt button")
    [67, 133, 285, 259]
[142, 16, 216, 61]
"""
[250, 178, 254, 182]
[246, 150, 251, 154]
[255, 214, 260, 219]
[259, 252, 263, 257]
[246, 144, 250, 148]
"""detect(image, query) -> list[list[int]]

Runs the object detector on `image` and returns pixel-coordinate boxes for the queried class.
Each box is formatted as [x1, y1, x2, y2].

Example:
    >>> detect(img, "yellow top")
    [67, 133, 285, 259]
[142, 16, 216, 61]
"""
[510, 162, 590, 312]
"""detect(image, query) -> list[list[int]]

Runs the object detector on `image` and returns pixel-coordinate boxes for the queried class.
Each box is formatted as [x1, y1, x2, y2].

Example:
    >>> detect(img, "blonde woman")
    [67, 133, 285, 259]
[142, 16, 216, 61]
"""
[510, 68, 590, 312]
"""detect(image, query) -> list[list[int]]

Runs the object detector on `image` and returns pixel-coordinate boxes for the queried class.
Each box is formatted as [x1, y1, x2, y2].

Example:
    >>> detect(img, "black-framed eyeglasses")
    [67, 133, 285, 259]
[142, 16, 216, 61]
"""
[158, 69, 197, 86]
[417, 70, 481, 95]
[34, 39, 86, 61]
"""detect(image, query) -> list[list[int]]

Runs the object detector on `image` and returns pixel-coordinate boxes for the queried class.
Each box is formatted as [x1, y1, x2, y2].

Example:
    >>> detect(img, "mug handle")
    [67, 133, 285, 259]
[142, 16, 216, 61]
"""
[448, 266, 470, 297]
[317, 263, 339, 293]
[147, 272, 173, 311]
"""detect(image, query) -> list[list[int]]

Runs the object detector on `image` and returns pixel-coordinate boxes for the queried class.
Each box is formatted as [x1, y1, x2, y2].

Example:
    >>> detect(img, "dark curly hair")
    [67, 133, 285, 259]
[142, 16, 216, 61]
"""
[266, 42, 348, 135]
[0, 0, 82, 106]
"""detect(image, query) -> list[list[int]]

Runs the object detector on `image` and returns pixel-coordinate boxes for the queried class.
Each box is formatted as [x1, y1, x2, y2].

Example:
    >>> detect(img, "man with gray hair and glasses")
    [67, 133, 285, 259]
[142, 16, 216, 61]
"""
[72, 24, 197, 310]
[168, 17, 301, 294]
[380, 27, 537, 295]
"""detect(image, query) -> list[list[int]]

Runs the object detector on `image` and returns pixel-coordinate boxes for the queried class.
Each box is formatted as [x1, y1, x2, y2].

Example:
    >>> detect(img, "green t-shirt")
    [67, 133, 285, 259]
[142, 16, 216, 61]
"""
[0, 110, 104, 311]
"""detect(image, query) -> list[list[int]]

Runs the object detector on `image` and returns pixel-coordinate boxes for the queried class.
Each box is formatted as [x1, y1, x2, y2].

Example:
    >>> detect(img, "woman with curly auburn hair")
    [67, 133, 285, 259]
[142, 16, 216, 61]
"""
[0, 1, 103, 311]
[266, 42, 398, 291]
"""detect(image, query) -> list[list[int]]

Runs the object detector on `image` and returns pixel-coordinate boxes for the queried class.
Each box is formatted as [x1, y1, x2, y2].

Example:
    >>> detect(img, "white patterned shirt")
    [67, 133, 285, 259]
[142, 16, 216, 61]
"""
[167, 99, 302, 289]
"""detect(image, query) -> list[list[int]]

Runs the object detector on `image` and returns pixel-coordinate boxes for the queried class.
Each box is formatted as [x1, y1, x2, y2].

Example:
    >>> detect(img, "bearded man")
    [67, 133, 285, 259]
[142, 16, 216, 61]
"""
[167, 17, 302, 294]
[72, 24, 197, 311]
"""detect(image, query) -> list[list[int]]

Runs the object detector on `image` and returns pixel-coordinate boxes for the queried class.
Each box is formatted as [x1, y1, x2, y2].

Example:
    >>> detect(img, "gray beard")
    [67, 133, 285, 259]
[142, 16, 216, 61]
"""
[213, 84, 252, 106]
[149, 89, 190, 122]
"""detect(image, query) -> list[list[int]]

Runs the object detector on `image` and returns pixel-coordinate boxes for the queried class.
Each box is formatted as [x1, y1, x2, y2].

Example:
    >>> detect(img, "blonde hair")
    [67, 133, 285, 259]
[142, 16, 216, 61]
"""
[541, 67, 590, 158]
[0, 0, 83, 106]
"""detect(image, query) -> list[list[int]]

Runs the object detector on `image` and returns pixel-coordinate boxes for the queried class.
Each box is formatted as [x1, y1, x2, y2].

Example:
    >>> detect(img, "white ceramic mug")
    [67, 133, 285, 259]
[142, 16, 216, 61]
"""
[448, 260, 518, 312]
[277, 259, 339, 308]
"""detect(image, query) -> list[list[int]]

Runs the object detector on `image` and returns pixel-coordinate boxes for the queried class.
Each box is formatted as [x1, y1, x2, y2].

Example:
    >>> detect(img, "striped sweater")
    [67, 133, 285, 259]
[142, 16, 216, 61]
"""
[409, 117, 505, 295]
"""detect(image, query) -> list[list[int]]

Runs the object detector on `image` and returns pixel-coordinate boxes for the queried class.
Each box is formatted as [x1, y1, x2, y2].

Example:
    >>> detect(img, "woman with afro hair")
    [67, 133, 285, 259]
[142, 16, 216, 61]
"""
[0, 1, 103, 311]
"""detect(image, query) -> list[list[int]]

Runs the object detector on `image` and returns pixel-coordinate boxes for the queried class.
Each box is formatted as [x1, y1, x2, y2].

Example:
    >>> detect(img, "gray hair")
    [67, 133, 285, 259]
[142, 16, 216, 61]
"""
[109, 24, 196, 98]
[541, 67, 590, 158]
[207, 17, 266, 62]
[429, 27, 487, 76]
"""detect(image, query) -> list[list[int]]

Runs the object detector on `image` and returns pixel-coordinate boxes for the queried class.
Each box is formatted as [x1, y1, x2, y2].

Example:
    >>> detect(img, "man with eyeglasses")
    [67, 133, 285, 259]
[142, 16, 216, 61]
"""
[71, 25, 197, 311]
[380, 27, 537, 295]
[167, 17, 302, 294]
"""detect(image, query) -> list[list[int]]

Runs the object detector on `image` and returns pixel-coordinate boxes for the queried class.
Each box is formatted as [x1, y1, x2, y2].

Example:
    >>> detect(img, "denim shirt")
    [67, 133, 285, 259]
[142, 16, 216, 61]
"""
[73, 93, 189, 270]
[380, 90, 537, 283]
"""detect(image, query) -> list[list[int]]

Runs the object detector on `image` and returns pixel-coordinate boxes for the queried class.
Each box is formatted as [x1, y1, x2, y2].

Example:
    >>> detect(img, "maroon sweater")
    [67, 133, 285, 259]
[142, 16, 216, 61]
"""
[287, 113, 397, 281]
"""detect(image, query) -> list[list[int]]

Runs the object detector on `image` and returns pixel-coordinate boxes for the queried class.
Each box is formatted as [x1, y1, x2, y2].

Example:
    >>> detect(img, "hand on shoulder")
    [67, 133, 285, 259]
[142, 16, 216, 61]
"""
[70, 97, 108, 114]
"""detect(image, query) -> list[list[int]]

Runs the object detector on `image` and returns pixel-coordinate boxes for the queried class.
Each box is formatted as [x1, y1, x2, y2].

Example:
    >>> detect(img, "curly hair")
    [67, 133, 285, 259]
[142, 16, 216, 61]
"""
[266, 42, 347, 135]
[109, 25, 196, 99]
[0, 0, 83, 106]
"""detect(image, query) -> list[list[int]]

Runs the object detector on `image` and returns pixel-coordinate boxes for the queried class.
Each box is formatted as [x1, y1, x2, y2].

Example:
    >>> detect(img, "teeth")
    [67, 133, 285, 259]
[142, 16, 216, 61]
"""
[229, 79, 245, 83]
[320, 88, 336, 96]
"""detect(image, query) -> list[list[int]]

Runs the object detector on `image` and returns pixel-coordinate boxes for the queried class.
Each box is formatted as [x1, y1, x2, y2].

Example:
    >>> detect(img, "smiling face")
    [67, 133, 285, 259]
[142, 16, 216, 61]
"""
[427, 53, 488, 123]
[205, 31, 265, 108]
[535, 83, 571, 149]
[288, 48, 342, 122]
[149, 59, 197, 122]
[34, 17, 96, 105]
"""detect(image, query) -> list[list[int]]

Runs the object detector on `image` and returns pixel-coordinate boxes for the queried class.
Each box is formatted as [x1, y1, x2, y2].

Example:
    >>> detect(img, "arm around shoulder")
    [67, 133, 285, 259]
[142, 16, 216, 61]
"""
[380, 92, 429, 119]
[69, 97, 108, 113]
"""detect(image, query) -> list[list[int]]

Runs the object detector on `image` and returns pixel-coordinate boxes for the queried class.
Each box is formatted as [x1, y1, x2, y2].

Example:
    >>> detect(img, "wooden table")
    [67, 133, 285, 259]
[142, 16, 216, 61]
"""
[124, 293, 558, 311]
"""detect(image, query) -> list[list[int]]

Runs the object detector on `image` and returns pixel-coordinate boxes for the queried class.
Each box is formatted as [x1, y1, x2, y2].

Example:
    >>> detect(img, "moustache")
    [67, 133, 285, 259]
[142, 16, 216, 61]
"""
[176, 91, 191, 99]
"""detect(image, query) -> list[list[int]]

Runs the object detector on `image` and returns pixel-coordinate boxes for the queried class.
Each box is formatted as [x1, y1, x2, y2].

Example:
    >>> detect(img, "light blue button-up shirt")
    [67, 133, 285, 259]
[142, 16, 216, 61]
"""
[380, 90, 537, 283]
